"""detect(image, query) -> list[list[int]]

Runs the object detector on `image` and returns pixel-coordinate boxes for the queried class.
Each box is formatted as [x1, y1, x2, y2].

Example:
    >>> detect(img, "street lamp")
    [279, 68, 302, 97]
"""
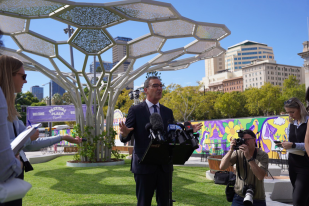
[64, 25, 75, 69]
[42, 81, 52, 136]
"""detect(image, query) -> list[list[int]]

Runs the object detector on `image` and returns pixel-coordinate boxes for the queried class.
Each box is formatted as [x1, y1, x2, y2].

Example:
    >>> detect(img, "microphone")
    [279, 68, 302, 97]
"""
[145, 123, 157, 140]
[176, 122, 189, 140]
[184, 122, 199, 149]
[150, 113, 165, 142]
[167, 121, 182, 143]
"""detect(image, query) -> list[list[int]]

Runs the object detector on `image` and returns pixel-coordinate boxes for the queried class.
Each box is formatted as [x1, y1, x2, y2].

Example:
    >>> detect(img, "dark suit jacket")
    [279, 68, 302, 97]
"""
[120, 101, 174, 174]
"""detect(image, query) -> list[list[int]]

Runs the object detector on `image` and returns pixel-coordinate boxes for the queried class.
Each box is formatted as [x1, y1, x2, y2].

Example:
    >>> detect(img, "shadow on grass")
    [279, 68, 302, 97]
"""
[72, 204, 136, 206]
[33, 163, 229, 205]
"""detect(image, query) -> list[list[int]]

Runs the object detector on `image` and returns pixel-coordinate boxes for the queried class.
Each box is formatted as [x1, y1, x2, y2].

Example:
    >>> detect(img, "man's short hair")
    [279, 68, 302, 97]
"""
[243, 130, 256, 139]
[144, 76, 160, 88]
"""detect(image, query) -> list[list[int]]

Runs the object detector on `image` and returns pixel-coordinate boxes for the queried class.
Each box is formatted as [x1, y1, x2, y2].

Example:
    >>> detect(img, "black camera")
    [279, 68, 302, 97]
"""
[242, 185, 255, 206]
[233, 130, 246, 150]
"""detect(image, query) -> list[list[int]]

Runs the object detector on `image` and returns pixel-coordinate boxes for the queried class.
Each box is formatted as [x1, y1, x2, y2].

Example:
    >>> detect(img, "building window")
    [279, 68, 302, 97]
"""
[263, 56, 266, 58]
[234, 58, 237, 60]
[242, 47, 257, 51]
[260, 77, 262, 80]
[259, 56, 262, 58]
[238, 58, 241, 60]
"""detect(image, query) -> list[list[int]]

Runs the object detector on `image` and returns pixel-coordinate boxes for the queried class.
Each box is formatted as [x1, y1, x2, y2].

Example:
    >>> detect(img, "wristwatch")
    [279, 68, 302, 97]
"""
[292, 142, 296, 148]
[247, 157, 255, 162]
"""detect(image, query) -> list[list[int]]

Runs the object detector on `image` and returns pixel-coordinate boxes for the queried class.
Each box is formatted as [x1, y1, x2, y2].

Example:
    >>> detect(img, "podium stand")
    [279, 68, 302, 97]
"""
[139, 140, 195, 205]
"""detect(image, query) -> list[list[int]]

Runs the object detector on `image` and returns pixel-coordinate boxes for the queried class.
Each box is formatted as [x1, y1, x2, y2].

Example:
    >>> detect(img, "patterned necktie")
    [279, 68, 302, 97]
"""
[153, 105, 158, 113]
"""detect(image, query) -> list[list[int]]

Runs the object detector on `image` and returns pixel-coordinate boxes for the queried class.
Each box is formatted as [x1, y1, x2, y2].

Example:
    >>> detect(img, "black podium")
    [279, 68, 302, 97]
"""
[139, 140, 195, 205]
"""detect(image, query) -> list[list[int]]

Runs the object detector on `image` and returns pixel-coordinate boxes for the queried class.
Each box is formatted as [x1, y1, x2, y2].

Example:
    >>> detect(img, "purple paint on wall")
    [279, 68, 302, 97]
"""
[27, 105, 89, 124]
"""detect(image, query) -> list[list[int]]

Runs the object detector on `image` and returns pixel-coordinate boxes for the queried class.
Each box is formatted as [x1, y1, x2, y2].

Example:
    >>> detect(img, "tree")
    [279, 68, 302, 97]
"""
[243, 87, 263, 116]
[146, 71, 162, 81]
[214, 91, 243, 118]
[259, 83, 282, 116]
[193, 91, 221, 120]
[15, 92, 40, 124]
[160, 84, 201, 121]
[52, 93, 63, 105]
[114, 89, 134, 116]
[96, 66, 102, 72]
[281, 75, 306, 104]
[62, 92, 73, 105]
[31, 102, 47, 106]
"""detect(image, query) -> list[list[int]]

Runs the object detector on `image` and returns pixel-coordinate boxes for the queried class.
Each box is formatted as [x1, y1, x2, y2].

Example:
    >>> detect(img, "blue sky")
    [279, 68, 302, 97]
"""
[2, 0, 309, 97]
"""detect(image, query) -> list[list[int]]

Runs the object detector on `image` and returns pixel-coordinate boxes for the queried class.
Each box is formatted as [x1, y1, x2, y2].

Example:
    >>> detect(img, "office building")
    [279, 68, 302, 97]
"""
[90, 60, 113, 84]
[113, 36, 133, 89]
[201, 40, 275, 91]
[242, 59, 304, 89]
[30, 85, 43, 100]
[223, 76, 243, 93]
[51, 80, 65, 96]
[298, 41, 309, 89]
[225, 40, 274, 71]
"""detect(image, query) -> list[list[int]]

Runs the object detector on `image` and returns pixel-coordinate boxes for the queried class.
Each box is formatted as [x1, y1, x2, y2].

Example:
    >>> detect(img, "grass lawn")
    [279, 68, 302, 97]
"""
[23, 156, 230, 206]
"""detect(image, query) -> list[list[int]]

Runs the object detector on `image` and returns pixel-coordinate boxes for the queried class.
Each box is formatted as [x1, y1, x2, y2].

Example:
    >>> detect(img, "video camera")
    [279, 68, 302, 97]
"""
[233, 130, 246, 150]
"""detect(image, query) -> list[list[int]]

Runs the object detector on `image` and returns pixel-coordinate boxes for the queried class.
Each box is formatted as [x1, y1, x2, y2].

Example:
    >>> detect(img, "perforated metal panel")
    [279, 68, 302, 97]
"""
[15, 33, 55, 56]
[58, 7, 123, 27]
[0, 0, 64, 16]
[0, 15, 25, 33]
[186, 41, 216, 53]
[152, 20, 194, 37]
[129, 36, 163, 57]
[153, 50, 184, 64]
[114, 3, 175, 20]
[196, 25, 227, 40]
[72, 29, 112, 53]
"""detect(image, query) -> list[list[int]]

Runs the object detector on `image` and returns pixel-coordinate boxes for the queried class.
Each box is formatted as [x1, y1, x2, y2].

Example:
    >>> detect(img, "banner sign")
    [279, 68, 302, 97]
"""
[27, 105, 88, 123]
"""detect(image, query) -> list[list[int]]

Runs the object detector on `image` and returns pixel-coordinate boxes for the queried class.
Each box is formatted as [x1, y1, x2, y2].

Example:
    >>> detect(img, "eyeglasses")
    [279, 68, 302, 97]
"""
[16, 73, 27, 80]
[284, 99, 298, 106]
[149, 84, 163, 88]
[284, 99, 292, 105]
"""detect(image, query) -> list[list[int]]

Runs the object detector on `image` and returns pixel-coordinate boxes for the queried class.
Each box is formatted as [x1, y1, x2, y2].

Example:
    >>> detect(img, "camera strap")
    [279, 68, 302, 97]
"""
[236, 148, 257, 182]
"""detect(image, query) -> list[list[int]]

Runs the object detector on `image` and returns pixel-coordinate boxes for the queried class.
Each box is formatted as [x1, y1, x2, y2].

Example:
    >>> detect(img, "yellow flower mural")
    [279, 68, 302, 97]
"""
[225, 121, 241, 141]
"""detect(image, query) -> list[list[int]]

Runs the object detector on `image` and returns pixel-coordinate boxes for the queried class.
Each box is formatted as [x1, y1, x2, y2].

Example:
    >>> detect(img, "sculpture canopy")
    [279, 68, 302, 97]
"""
[0, 0, 230, 161]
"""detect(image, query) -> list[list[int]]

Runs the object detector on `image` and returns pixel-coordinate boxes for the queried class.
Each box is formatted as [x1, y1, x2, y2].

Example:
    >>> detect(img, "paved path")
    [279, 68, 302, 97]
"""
[25, 152, 292, 205]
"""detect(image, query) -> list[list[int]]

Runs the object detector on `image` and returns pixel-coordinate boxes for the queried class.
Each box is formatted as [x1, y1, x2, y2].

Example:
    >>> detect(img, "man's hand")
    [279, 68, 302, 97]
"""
[239, 144, 251, 160]
[281, 141, 293, 149]
[30, 129, 39, 141]
[192, 123, 202, 133]
[230, 138, 236, 152]
[119, 121, 134, 138]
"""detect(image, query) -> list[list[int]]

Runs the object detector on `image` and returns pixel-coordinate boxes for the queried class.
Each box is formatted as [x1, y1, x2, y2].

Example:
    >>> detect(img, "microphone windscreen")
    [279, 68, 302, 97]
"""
[145, 123, 152, 131]
[150, 113, 164, 132]
[184, 122, 191, 127]
[176, 122, 185, 129]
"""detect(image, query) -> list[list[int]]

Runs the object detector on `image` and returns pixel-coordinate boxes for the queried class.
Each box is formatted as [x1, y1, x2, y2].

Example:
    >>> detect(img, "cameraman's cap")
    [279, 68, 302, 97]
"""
[243, 130, 256, 139]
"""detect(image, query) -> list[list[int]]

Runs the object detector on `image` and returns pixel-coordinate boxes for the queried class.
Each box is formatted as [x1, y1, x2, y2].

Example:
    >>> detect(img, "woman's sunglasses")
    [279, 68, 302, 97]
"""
[16, 73, 27, 80]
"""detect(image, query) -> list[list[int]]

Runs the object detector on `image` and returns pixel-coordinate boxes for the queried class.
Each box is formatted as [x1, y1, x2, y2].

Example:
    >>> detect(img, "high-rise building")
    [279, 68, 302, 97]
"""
[298, 41, 309, 89]
[51, 80, 65, 96]
[242, 59, 304, 89]
[90, 60, 113, 84]
[30, 85, 43, 100]
[225, 40, 275, 72]
[113, 36, 133, 89]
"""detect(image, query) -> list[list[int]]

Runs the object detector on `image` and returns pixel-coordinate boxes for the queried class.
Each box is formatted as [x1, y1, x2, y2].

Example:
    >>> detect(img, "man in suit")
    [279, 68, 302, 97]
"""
[119, 76, 201, 206]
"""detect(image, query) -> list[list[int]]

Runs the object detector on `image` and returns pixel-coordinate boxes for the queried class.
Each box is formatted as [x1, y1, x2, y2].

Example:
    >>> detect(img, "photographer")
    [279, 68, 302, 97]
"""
[220, 130, 269, 206]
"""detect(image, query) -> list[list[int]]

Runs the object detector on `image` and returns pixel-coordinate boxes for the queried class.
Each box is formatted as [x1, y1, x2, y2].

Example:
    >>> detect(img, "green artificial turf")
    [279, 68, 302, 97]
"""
[22, 156, 230, 206]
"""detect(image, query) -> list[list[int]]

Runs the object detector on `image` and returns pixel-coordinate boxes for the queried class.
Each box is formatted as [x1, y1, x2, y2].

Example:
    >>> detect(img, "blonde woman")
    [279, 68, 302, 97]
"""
[278, 97, 309, 206]
[0, 55, 81, 206]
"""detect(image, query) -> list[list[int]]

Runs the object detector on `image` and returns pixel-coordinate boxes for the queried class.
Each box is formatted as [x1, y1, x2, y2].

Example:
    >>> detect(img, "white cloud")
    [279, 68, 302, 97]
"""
[273, 117, 285, 126]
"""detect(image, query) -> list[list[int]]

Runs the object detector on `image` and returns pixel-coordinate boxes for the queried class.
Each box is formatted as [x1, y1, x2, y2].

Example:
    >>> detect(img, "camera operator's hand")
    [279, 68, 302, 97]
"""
[230, 138, 236, 152]
[239, 144, 251, 160]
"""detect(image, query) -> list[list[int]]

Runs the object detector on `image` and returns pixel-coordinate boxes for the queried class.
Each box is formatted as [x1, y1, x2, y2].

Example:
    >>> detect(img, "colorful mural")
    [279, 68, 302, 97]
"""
[192, 115, 289, 158]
